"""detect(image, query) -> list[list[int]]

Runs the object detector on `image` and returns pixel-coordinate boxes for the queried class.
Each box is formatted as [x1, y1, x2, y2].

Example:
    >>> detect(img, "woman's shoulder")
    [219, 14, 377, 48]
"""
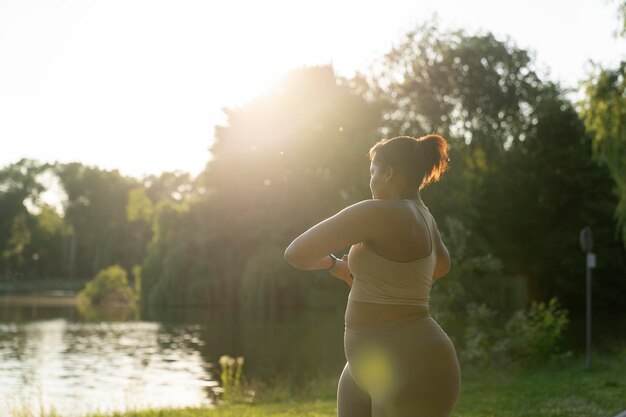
[345, 198, 408, 212]
[342, 199, 415, 223]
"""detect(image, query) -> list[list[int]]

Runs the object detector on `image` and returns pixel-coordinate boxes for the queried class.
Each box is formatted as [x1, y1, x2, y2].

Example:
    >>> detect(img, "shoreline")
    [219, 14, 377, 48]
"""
[9, 352, 624, 417]
[0, 293, 77, 307]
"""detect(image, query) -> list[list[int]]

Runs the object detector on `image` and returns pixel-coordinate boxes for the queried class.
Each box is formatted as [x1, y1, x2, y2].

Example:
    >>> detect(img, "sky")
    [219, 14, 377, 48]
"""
[1, 0, 625, 183]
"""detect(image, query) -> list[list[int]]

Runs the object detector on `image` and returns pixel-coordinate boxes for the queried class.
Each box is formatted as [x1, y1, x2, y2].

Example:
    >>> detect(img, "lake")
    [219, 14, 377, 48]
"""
[0, 295, 622, 416]
[0, 297, 348, 416]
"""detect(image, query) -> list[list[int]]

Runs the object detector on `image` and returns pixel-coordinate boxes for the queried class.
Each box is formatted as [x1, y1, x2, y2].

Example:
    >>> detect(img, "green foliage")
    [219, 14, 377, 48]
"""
[371, 22, 539, 154]
[131, 265, 142, 303]
[127, 187, 153, 223]
[54, 163, 142, 278]
[218, 355, 248, 404]
[240, 245, 301, 308]
[142, 170, 196, 203]
[430, 217, 527, 337]
[442, 217, 511, 309]
[2, 213, 31, 268]
[370, 23, 625, 307]
[29, 352, 626, 417]
[1, 23, 625, 313]
[485, 84, 624, 306]
[244, 371, 338, 404]
[36, 205, 64, 237]
[582, 62, 626, 246]
[179, 65, 380, 308]
[141, 200, 215, 308]
[461, 303, 505, 366]
[504, 297, 571, 364]
[0, 159, 49, 276]
[77, 264, 137, 308]
[461, 297, 571, 367]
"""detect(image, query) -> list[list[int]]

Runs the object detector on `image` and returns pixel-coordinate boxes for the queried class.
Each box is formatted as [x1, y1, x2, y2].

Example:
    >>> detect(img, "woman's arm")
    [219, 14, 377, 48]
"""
[284, 200, 385, 270]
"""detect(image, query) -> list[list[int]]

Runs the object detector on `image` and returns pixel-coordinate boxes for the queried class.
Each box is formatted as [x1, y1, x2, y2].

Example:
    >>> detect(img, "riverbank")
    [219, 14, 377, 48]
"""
[0, 279, 86, 294]
[26, 351, 625, 417]
[0, 293, 77, 307]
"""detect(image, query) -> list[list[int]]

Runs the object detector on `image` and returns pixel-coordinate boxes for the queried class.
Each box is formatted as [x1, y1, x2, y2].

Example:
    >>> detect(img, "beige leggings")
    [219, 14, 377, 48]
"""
[338, 313, 461, 417]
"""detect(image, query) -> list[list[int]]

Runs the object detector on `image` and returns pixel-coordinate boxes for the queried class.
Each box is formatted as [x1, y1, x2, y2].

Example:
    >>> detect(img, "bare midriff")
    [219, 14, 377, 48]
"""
[345, 299, 430, 325]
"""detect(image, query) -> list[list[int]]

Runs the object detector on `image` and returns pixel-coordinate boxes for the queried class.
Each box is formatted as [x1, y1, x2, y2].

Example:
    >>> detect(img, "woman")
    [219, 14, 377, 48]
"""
[284, 134, 461, 417]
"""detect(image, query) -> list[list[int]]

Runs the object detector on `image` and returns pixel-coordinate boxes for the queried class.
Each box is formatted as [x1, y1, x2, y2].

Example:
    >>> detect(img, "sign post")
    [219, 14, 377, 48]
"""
[579, 226, 595, 369]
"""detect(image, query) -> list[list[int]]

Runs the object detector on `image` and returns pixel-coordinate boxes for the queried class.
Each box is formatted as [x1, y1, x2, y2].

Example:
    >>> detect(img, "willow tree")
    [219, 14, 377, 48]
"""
[582, 63, 626, 245]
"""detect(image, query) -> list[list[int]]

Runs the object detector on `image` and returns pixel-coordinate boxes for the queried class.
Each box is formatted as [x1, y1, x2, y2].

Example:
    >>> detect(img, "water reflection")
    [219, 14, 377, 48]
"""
[0, 303, 347, 417]
[3, 299, 620, 417]
[160, 307, 348, 379]
[0, 316, 216, 416]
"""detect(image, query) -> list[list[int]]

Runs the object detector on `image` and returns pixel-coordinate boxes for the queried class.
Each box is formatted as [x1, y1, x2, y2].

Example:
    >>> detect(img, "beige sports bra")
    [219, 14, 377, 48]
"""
[347, 200, 436, 307]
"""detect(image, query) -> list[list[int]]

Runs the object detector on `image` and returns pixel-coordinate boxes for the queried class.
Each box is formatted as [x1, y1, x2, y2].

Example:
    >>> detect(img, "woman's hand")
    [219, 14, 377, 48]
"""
[330, 254, 353, 287]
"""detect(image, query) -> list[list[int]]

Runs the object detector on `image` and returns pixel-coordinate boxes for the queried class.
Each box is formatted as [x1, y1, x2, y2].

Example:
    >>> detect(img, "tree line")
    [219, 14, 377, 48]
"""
[2, 22, 625, 313]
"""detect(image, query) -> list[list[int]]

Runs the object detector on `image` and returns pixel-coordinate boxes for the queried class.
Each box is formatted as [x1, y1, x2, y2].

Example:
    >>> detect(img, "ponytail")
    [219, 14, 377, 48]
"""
[415, 134, 449, 189]
[369, 134, 449, 189]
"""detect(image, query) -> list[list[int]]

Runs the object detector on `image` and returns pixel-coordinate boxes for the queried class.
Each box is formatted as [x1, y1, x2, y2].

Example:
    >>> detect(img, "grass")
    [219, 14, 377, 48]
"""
[453, 352, 626, 417]
[13, 351, 626, 417]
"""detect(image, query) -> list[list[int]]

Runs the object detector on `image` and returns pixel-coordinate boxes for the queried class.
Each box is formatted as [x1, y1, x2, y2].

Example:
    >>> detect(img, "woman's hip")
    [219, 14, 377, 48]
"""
[343, 314, 460, 396]
[344, 313, 453, 351]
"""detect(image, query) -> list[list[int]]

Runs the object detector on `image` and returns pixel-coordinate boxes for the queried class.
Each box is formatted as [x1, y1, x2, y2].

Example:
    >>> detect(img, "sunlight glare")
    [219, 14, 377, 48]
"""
[0, 0, 624, 178]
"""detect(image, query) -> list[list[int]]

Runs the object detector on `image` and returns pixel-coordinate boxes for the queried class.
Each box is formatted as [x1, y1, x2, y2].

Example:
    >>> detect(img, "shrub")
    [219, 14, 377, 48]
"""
[461, 303, 506, 366]
[77, 265, 137, 309]
[430, 217, 527, 337]
[461, 297, 571, 367]
[503, 297, 571, 364]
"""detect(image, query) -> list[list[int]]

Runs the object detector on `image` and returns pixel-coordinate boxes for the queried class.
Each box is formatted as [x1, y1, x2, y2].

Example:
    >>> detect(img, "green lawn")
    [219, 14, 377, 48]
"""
[453, 353, 626, 417]
[17, 352, 626, 417]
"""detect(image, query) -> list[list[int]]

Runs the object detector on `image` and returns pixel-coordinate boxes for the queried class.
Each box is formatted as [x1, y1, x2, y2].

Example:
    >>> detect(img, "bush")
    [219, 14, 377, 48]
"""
[461, 297, 571, 367]
[461, 303, 506, 366]
[503, 297, 571, 364]
[430, 217, 527, 337]
[77, 264, 137, 308]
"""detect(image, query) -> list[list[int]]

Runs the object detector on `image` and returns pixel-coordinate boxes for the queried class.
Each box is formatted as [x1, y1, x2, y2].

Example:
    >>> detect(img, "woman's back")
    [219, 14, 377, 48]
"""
[360, 199, 434, 262]
[345, 199, 438, 325]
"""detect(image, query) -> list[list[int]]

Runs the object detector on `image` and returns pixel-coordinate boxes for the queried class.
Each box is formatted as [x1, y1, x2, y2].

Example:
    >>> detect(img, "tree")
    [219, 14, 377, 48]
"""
[0, 159, 49, 277]
[141, 66, 380, 308]
[28, 205, 66, 279]
[367, 24, 625, 308]
[487, 85, 625, 307]
[582, 62, 626, 246]
[365, 23, 542, 226]
[77, 264, 137, 308]
[55, 163, 140, 278]
[140, 199, 216, 308]
[141, 170, 196, 204]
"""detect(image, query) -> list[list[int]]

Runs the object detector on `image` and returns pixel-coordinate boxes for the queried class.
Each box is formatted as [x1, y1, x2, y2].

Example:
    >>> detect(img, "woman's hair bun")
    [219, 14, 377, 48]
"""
[416, 134, 449, 188]
[369, 134, 449, 189]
